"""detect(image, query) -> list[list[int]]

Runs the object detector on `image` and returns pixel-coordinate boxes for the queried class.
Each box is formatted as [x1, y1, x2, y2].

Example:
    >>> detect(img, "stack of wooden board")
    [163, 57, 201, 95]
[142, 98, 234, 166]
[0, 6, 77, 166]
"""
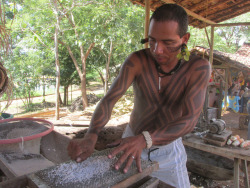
[203, 129, 232, 147]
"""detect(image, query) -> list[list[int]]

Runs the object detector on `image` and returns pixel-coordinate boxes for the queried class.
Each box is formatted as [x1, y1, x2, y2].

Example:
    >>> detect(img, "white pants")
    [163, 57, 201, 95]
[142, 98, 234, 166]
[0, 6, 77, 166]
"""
[122, 124, 190, 188]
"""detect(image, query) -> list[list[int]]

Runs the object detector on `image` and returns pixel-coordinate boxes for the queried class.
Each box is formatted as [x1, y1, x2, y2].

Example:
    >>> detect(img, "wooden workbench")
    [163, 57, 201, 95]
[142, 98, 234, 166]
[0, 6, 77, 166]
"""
[183, 135, 250, 188]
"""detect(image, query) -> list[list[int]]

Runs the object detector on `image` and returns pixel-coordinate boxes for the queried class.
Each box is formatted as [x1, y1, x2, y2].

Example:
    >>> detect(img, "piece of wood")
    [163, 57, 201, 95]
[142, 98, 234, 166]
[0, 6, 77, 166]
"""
[0, 152, 54, 178]
[113, 162, 159, 188]
[242, 160, 250, 188]
[157, 180, 175, 188]
[144, 0, 150, 49]
[204, 130, 232, 142]
[138, 177, 159, 188]
[212, 22, 250, 27]
[183, 136, 250, 161]
[218, 80, 223, 118]
[225, 68, 229, 111]
[234, 158, 240, 188]
[187, 159, 233, 180]
[203, 137, 227, 147]
[209, 25, 214, 65]
[185, 146, 233, 180]
[161, 0, 216, 25]
[40, 130, 71, 164]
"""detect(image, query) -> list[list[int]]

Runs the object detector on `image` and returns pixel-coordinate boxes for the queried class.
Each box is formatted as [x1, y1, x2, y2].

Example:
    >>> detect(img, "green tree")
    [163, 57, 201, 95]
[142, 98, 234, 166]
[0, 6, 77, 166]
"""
[188, 12, 250, 53]
[86, 1, 145, 93]
[59, 46, 80, 105]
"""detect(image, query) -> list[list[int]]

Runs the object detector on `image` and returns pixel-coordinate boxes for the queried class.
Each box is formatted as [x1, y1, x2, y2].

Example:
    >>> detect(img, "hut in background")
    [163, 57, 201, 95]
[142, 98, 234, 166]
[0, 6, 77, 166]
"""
[192, 43, 250, 114]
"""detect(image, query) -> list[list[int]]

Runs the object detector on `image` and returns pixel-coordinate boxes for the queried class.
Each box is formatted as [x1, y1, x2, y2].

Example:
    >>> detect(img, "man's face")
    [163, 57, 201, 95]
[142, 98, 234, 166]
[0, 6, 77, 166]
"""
[148, 19, 188, 65]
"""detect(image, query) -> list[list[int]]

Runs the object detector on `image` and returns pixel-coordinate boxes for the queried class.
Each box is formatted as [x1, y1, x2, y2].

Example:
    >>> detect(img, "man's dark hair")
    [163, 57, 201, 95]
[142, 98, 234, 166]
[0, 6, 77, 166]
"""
[150, 4, 188, 37]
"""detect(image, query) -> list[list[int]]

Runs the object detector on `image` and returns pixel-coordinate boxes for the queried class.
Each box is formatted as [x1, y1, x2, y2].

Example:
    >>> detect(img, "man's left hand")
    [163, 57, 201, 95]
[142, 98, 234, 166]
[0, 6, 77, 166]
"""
[107, 134, 146, 173]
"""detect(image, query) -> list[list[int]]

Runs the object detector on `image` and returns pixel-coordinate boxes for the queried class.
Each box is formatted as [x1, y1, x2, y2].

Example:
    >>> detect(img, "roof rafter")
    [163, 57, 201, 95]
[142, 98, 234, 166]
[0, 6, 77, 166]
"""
[161, 0, 216, 25]
[198, 0, 249, 18]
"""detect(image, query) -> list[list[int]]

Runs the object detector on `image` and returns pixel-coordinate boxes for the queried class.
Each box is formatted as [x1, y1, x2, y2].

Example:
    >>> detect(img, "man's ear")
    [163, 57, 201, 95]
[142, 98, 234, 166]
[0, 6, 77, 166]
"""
[182, 32, 190, 44]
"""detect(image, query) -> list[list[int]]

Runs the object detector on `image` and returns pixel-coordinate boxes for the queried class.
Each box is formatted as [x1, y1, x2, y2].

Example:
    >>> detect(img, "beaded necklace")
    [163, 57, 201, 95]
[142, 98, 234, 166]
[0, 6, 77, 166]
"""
[154, 60, 182, 91]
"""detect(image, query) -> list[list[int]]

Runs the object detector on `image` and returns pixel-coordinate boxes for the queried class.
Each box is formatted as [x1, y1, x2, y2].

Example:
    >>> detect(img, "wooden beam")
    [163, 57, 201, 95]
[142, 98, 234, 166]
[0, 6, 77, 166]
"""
[212, 7, 250, 23]
[224, 68, 228, 112]
[189, 0, 212, 12]
[161, 0, 216, 25]
[144, 0, 150, 49]
[204, 27, 211, 48]
[209, 26, 214, 65]
[213, 22, 250, 27]
[234, 158, 240, 188]
[191, 0, 237, 13]
[197, 0, 247, 16]
[203, 1, 250, 21]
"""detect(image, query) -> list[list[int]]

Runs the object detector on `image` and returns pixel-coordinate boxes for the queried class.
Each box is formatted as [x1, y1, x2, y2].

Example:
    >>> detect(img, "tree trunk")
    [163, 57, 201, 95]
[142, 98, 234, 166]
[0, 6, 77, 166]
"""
[80, 75, 88, 110]
[63, 85, 69, 105]
[52, 0, 60, 120]
[59, 92, 63, 105]
[104, 41, 113, 94]
[97, 70, 105, 90]
[43, 76, 46, 102]
[66, 86, 68, 106]
[56, 7, 95, 110]
[28, 90, 31, 105]
[63, 86, 66, 105]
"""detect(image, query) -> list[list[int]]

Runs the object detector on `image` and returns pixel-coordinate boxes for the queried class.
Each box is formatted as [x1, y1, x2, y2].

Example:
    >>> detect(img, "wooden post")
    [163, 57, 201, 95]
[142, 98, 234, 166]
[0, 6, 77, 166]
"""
[218, 80, 223, 119]
[224, 68, 229, 112]
[144, 0, 150, 49]
[202, 87, 209, 130]
[209, 26, 214, 66]
[234, 158, 240, 188]
[71, 85, 72, 103]
[242, 159, 250, 188]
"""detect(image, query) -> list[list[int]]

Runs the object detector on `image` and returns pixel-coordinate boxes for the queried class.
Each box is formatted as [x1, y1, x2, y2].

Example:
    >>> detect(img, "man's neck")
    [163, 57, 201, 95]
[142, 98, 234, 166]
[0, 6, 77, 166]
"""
[158, 59, 179, 73]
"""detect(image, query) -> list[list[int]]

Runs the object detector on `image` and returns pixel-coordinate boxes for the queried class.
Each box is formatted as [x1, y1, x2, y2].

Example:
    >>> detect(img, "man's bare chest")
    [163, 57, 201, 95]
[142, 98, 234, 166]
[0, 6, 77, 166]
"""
[134, 70, 188, 103]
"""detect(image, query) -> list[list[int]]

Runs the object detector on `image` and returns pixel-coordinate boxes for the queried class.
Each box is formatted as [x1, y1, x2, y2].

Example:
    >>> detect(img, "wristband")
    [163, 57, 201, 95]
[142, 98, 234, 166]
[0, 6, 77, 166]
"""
[142, 131, 152, 149]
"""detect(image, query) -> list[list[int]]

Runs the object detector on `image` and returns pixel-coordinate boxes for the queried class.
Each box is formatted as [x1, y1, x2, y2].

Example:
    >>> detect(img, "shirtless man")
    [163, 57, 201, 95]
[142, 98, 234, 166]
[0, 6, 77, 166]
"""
[68, 4, 211, 188]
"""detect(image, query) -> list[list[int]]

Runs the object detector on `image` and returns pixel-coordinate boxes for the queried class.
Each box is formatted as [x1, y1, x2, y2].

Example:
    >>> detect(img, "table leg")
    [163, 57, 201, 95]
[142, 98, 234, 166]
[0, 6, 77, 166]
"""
[242, 160, 249, 188]
[234, 158, 240, 188]
[248, 116, 250, 139]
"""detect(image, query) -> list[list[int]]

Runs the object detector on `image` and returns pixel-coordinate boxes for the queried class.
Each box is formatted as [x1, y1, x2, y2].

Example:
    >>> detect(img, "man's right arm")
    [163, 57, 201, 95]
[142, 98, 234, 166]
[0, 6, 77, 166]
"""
[67, 52, 140, 162]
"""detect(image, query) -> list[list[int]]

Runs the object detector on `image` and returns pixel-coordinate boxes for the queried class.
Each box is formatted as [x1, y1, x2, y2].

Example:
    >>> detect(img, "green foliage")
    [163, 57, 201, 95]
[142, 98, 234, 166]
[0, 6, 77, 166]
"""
[85, 1, 145, 79]
[188, 12, 249, 53]
[2, 0, 248, 113]
[59, 46, 80, 87]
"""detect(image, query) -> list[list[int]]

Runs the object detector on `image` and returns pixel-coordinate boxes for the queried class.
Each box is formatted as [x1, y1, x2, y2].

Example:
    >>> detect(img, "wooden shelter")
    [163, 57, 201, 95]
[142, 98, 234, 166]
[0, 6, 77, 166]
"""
[193, 43, 250, 74]
[129, 0, 250, 64]
[129, 0, 250, 28]
[192, 44, 250, 113]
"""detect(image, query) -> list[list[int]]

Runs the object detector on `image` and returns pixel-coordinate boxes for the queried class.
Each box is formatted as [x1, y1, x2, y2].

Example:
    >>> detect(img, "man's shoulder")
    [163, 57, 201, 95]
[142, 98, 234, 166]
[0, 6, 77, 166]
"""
[129, 48, 149, 58]
[126, 48, 151, 65]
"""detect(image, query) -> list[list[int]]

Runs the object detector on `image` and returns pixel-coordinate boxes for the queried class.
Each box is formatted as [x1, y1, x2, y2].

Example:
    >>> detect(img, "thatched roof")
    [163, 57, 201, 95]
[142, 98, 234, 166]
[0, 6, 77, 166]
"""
[192, 44, 250, 73]
[129, 0, 250, 28]
[236, 42, 250, 57]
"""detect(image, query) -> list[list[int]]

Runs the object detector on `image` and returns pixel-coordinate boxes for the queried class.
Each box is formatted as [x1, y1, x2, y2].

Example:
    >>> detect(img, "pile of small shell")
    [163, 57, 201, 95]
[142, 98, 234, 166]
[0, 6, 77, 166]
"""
[227, 135, 250, 148]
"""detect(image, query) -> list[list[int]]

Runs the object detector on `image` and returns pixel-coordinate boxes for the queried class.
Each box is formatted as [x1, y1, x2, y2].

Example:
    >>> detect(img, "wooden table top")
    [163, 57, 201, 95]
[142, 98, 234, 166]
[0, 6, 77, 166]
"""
[182, 135, 250, 161]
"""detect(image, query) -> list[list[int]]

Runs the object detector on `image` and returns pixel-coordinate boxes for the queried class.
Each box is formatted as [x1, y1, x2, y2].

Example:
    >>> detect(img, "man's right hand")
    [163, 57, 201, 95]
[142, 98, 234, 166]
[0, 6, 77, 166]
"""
[67, 133, 97, 162]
